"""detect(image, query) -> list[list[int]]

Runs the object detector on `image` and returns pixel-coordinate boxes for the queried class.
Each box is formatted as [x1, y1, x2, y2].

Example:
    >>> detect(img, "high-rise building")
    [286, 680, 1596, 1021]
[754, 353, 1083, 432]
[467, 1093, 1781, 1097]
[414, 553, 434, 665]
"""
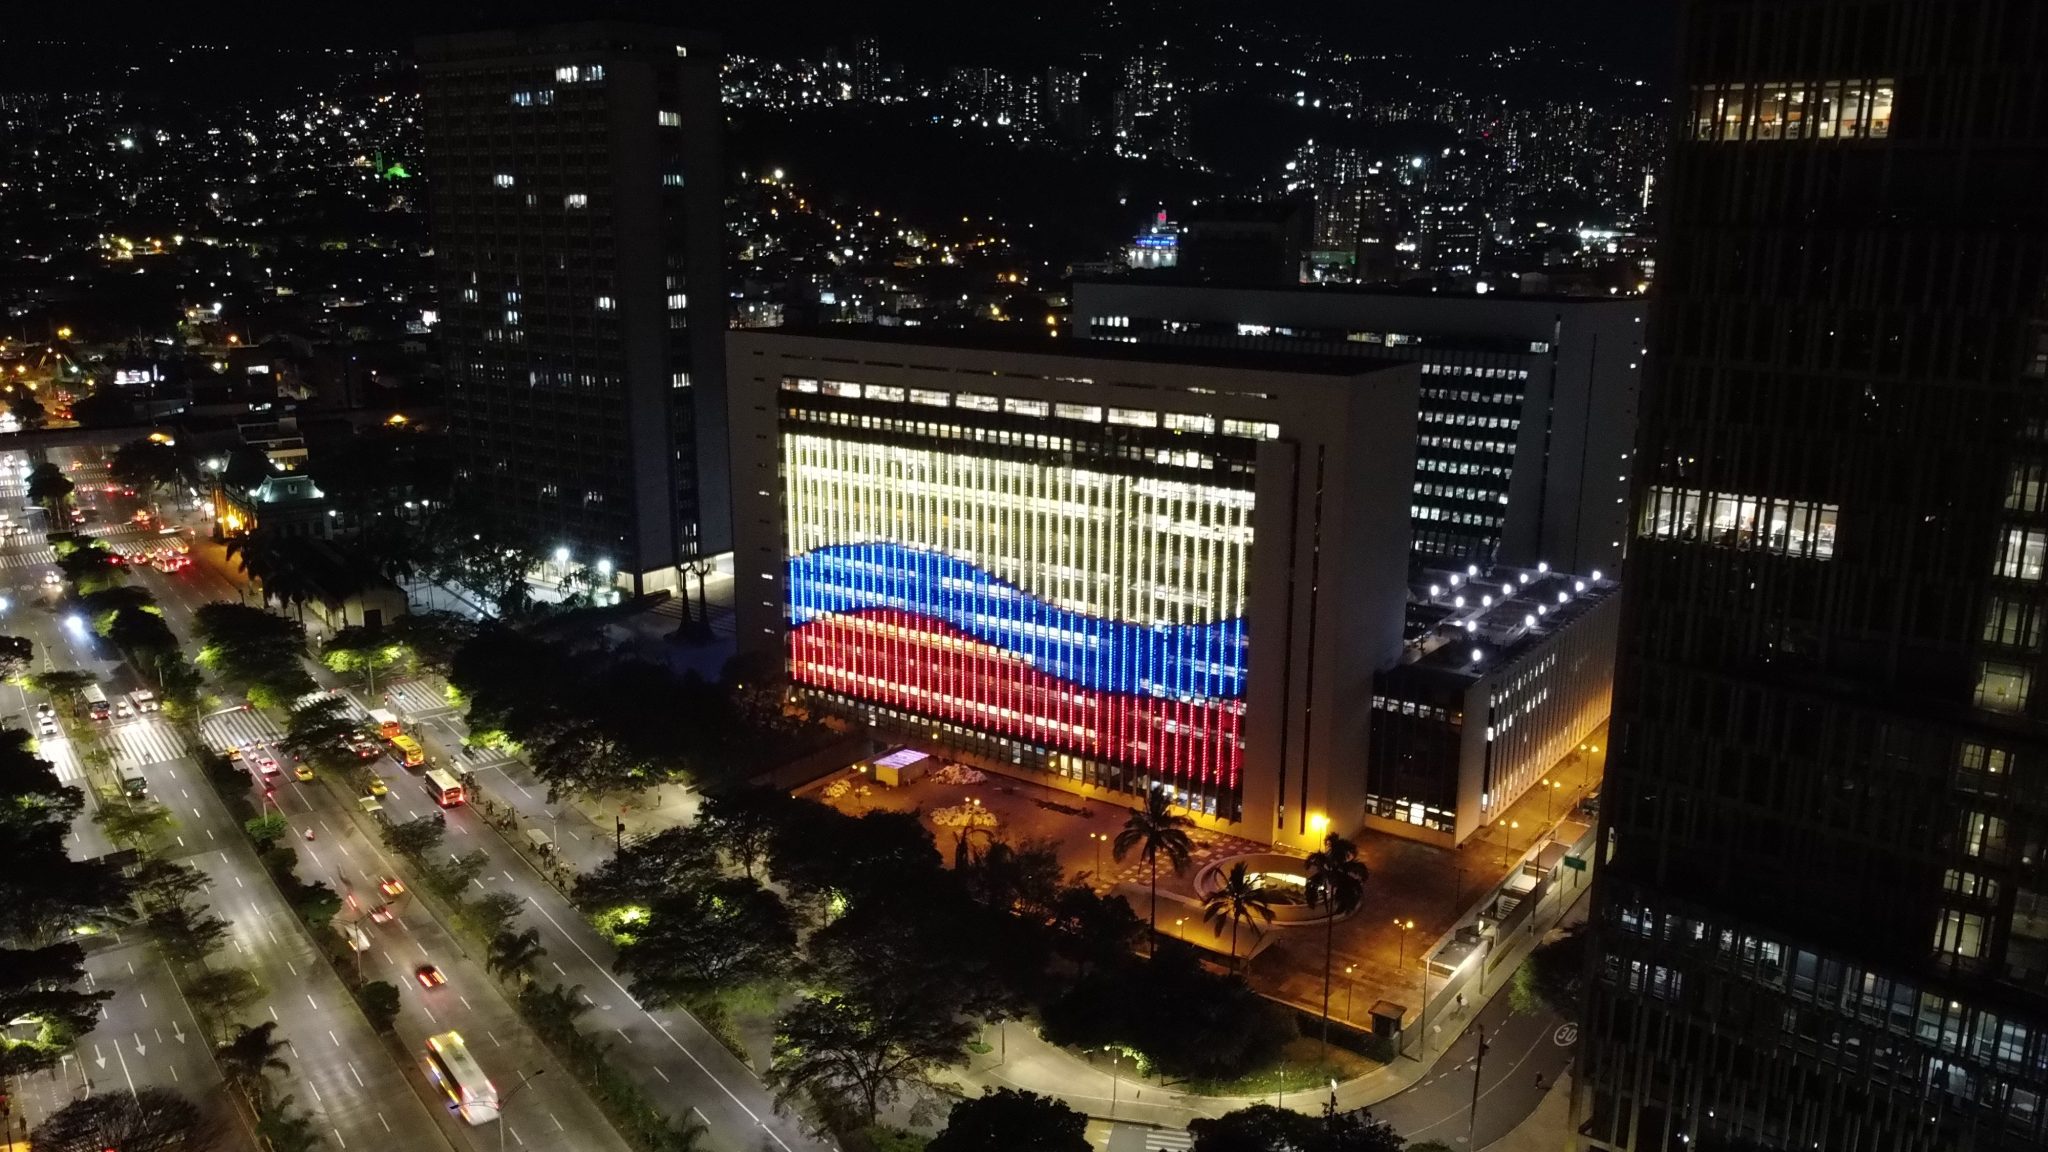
[1579, 3, 2048, 1150]
[728, 327, 1421, 847]
[1070, 279, 1644, 577]
[417, 22, 730, 595]
[851, 36, 882, 103]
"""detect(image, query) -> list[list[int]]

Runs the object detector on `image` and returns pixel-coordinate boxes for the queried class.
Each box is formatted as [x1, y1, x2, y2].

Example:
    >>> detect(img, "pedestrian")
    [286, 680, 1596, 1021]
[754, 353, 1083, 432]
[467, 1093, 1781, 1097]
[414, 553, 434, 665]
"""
[1456, 992, 1467, 1013]
[1534, 1073, 1545, 1090]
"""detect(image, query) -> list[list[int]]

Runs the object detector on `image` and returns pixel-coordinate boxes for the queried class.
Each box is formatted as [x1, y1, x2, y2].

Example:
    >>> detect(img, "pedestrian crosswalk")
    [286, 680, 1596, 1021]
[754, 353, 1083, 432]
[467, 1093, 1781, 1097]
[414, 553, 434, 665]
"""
[0, 548, 55, 570]
[381, 679, 451, 718]
[294, 688, 369, 724]
[106, 719, 187, 768]
[1145, 1132, 1193, 1151]
[198, 706, 283, 754]
[38, 736, 82, 783]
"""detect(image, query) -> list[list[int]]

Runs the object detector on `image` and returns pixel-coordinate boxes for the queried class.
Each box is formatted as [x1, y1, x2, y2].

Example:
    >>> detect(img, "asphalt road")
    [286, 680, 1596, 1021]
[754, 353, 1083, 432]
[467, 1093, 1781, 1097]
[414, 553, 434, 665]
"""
[53, 445, 827, 1152]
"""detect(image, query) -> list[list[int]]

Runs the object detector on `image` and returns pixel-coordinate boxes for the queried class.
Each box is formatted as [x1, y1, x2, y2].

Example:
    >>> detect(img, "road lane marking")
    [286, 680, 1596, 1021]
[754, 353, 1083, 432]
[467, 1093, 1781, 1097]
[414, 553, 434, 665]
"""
[654, 1067, 668, 1083]
[269, 1006, 278, 1021]
[306, 994, 318, 1011]
[459, 996, 472, 1012]
[616, 1028, 634, 1044]
[286, 962, 297, 976]
[486, 1030, 500, 1048]
[333, 1129, 346, 1148]
[551, 962, 565, 976]
[378, 1113, 390, 1132]
[310, 1082, 322, 1103]
[349, 1061, 365, 1087]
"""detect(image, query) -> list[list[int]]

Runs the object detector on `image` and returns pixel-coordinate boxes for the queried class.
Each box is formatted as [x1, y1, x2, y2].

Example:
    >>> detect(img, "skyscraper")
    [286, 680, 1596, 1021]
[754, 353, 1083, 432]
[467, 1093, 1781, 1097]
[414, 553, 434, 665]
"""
[418, 22, 729, 595]
[1579, 3, 2048, 1150]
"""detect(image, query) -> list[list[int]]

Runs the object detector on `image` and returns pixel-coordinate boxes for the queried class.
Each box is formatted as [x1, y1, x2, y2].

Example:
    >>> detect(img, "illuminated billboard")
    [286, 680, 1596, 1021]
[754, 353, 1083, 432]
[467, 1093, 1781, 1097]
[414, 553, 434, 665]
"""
[783, 432, 1251, 799]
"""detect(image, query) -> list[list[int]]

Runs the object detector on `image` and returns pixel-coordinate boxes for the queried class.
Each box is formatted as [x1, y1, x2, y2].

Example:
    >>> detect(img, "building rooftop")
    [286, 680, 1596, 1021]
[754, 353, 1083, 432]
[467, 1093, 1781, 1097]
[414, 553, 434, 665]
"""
[1383, 561, 1618, 692]
[745, 323, 1417, 379]
[1073, 275, 1648, 310]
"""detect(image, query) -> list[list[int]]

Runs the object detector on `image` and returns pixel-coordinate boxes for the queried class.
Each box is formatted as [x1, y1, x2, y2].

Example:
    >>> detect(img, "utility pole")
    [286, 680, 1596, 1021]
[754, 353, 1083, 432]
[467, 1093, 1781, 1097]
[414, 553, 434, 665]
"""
[1468, 1024, 1490, 1144]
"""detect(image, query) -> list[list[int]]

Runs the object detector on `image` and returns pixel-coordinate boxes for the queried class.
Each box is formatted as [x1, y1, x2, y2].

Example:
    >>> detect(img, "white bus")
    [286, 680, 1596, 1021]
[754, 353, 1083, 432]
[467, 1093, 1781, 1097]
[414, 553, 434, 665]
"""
[81, 683, 109, 722]
[425, 768, 465, 808]
[422, 1031, 498, 1124]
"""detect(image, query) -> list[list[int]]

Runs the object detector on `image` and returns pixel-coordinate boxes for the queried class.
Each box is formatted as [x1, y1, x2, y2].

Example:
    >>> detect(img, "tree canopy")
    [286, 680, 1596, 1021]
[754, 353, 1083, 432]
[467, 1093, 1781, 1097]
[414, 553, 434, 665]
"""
[927, 1089, 1089, 1152]
[1187, 1104, 1405, 1152]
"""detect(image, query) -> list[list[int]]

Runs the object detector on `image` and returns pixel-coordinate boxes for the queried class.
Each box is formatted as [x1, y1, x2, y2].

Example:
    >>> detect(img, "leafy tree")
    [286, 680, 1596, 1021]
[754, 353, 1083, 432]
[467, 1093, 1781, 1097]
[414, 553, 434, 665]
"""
[93, 799, 174, 850]
[486, 927, 546, 987]
[767, 803, 942, 907]
[192, 602, 312, 702]
[1048, 885, 1145, 974]
[767, 987, 976, 1128]
[1188, 1104, 1404, 1152]
[147, 900, 231, 966]
[380, 812, 445, 859]
[53, 537, 123, 595]
[282, 695, 357, 767]
[110, 437, 183, 498]
[431, 501, 545, 619]
[185, 967, 264, 1033]
[1202, 862, 1276, 973]
[574, 824, 719, 913]
[1305, 833, 1370, 1048]
[215, 1021, 291, 1105]
[1509, 922, 1588, 1018]
[0, 634, 32, 681]
[387, 611, 475, 675]
[357, 980, 401, 1033]
[957, 836, 1064, 919]
[244, 813, 290, 849]
[1040, 943, 1296, 1082]
[24, 462, 72, 519]
[321, 626, 404, 692]
[69, 388, 136, 428]
[928, 1088, 1089, 1152]
[0, 942, 116, 1076]
[613, 877, 796, 1007]
[254, 1093, 325, 1152]
[132, 858, 207, 917]
[1112, 785, 1195, 952]
[696, 786, 787, 878]
[455, 891, 526, 943]
[8, 392, 45, 430]
[24, 669, 96, 703]
[529, 718, 648, 799]
[429, 849, 490, 899]
[29, 1087, 210, 1152]
[105, 605, 178, 657]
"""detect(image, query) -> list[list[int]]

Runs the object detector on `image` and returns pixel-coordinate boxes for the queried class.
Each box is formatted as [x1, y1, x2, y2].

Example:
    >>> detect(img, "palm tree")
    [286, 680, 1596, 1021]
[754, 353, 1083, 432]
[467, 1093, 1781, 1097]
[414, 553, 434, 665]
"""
[1305, 832, 1371, 1048]
[1112, 785, 1195, 955]
[215, 1021, 291, 1106]
[487, 927, 546, 986]
[1201, 861, 1275, 972]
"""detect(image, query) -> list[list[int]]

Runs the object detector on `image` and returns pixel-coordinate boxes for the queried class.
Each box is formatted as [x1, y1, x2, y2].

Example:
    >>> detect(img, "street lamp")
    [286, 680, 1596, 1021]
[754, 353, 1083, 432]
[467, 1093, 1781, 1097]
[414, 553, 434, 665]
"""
[1088, 831, 1107, 877]
[1395, 918, 1415, 968]
[500, 1068, 547, 1152]
[1343, 963, 1356, 1023]
[1500, 820, 1521, 867]
[1542, 777, 1563, 822]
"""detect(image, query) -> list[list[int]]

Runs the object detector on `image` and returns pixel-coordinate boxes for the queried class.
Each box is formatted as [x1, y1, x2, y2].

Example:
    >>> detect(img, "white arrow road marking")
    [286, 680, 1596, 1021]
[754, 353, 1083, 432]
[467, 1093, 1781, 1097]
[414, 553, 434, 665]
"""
[93, 1044, 107, 1070]
[131, 1034, 145, 1056]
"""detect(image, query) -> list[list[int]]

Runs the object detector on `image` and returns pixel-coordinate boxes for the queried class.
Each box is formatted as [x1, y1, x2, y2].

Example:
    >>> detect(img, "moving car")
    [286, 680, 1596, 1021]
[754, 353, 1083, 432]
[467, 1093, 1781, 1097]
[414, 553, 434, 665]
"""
[337, 924, 371, 953]
[293, 764, 315, 782]
[369, 905, 395, 924]
[414, 964, 446, 989]
[367, 777, 389, 797]
[41, 570, 59, 586]
[227, 746, 244, 762]
[255, 756, 280, 777]
[34, 702, 54, 721]
[36, 714, 57, 737]
[379, 877, 406, 898]
[114, 698, 134, 719]
[130, 690, 158, 712]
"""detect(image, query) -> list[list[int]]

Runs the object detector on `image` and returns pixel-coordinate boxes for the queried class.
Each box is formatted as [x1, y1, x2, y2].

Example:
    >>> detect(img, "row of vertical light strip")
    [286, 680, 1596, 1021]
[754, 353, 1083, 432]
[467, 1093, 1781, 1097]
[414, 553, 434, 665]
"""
[790, 610, 1246, 793]
[783, 433, 1254, 625]
[782, 432, 1253, 794]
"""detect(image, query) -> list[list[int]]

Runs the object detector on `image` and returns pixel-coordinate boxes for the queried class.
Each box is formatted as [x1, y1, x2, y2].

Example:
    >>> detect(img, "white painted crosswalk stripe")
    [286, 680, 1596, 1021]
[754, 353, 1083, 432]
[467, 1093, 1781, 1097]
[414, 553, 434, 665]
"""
[1145, 1132, 1194, 1151]
[198, 708, 284, 753]
[382, 680, 448, 718]
[39, 738, 82, 783]
[108, 720, 187, 768]
[0, 549, 56, 570]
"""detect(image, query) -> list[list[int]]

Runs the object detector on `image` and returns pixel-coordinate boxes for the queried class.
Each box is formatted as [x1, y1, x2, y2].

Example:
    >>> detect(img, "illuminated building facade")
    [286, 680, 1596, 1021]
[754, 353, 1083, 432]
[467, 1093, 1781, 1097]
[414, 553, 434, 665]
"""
[730, 328, 1419, 843]
[418, 22, 730, 594]
[1579, 3, 2048, 1150]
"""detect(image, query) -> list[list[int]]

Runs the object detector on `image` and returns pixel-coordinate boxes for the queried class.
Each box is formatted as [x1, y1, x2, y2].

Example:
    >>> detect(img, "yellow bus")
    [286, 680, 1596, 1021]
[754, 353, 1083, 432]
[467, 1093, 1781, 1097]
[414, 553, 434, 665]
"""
[389, 733, 425, 769]
[422, 1032, 498, 1124]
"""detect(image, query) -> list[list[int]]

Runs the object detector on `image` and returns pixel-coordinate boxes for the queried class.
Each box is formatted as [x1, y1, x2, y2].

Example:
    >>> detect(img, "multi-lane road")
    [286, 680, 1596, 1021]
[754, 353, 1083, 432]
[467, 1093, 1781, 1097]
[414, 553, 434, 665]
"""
[36, 449, 823, 1152]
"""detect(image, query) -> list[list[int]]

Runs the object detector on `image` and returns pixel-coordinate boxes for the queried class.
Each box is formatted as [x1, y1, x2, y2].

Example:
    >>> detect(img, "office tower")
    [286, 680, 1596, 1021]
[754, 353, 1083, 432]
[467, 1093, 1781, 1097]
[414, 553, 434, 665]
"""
[851, 36, 882, 103]
[1070, 280, 1645, 577]
[1579, 3, 2048, 1150]
[417, 22, 729, 595]
[729, 328, 1419, 846]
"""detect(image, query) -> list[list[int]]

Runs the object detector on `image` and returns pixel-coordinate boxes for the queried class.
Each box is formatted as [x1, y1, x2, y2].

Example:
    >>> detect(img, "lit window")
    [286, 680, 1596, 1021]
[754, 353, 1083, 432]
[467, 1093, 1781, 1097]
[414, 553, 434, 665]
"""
[595, 296, 616, 311]
[1690, 80, 1894, 143]
[672, 372, 691, 389]
[1998, 528, 2048, 581]
[909, 389, 950, 408]
[1055, 403, 1102, 422]
[862, 385, 906, 403]
[555, 64, 604, 84]
[1003, 398, 1049, 418]
[1108, 407, 1159, 428]
[667, 293, 687, 310]
[1975, 662, 2032, 715]
[565, 193, 588, 209]
[1638, 486, 1838, 560]
[493, 174, 516, 188]
[1221, 419, 1281, 440]
[658, 111, 682, 127]
[955, 393, 998, 412]
[1934, 910, 1987, 960]
[1165, 412, 1216, 434]
[663, 173, 685, 187]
